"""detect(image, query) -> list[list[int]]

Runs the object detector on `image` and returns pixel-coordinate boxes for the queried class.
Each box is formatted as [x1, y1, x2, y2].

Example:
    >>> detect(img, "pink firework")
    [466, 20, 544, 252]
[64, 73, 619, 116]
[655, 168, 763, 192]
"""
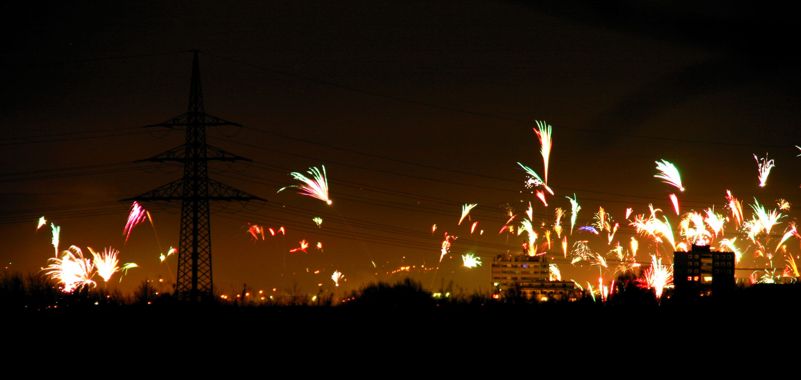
[289, 240, 309, 254]
[278, 165, 332, 206]
[123, 201, 149, 243]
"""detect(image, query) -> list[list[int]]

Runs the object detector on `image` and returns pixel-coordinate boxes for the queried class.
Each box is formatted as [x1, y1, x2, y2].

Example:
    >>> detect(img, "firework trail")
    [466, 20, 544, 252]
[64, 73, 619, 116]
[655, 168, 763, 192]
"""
[631, 210, 676, 250]
[458, 203, 477, 225]
[544, 229, 552, 250]
[679, 212, 710, 245]
[625, 208, 633, 220]
[607, 223, 619, 245]
[278, 165, 332, 206]
[753, 153, 775, 188]
[119, 263, 138, 281]
[462, 253, 482, 268]
[629, 237, 639, 259]
[519, 219, 538, 256]
[749, 198, 784, 236]
[316, 241, 323, 251]
[669, 194, 680, 216]
[159, 246, 177, 262]
[43, 245, 96, 293]
[123, 201, 149, 243]
[432, 224, 437, 234]
[525, 202, 534, 222]
[331, 270, 344, 287]
[718, 238, 743, 263]
[579, 226, 599, 235]
[289, 240, 309, 254]
[775, 224, 797, 254]
[643, 255, 673, 300]
[536, 190, 548, 207]
[566, 194, 580, 235]
[554, 208, 564, 238]
[517, 162, 554, 195]
[593, 207, 607, 231]
[534, 120, 553, 184]
[785, 254, 800, 278]
[36, 216, 47, 231]
[726, 190, 744, 226]
[470, 221, 479, 234]
[654, 159, 684, 192]
[561, 236, 568, 258]
[439, 233, 457, 262]
[89, 247, 120, 283]
[549, 263, 561, 281]
[777, 199, 790, 211]
[313, 217, 323, 228]
[797, 145, 801, 156]
[50, 223, 60, 257]
[704, 208, 726, 238]
[247, 224, 265, 240]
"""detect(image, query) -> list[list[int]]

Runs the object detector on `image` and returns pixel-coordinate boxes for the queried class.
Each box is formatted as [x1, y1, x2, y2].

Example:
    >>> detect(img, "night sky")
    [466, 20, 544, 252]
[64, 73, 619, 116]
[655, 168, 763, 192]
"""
[2, 1, 800, 296]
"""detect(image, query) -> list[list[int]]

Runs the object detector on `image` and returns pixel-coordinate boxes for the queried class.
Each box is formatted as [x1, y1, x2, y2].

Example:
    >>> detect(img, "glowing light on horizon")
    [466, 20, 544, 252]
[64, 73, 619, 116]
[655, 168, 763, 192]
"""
[654, 159, 684, 192]
[278, 165, 332, 206]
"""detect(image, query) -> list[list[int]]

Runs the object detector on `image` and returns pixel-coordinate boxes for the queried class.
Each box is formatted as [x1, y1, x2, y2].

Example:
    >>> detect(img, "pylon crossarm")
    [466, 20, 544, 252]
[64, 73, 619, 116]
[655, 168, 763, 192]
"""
[127, 179, 185, 201]
[144, 112, 242, 129]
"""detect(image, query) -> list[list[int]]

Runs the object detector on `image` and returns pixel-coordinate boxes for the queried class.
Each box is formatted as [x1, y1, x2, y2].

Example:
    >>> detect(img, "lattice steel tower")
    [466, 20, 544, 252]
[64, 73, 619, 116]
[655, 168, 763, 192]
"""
[130, 50, 263, 301]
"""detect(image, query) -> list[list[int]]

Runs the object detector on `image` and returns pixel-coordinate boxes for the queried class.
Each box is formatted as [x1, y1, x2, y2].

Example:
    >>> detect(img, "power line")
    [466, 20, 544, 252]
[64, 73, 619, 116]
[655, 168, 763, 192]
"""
[204, 51, 792, 148]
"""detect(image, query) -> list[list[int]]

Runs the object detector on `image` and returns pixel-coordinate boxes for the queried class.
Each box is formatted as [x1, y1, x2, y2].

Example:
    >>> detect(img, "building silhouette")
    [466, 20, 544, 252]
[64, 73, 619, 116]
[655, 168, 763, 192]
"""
[673, 243, 735, 297]
[491, 253, 577, 301]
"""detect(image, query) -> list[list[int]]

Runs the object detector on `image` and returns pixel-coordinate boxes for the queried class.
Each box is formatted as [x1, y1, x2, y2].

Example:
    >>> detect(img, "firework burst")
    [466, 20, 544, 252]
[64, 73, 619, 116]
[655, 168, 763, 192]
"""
[458, 203, 477, 225]
[753, 153, 775, 188]
[89, 247, 120, 283]
[123, 201, 149, 243]
[462, 253, 482, 268]
[654, 159, 684, 192]
[43, 246, 96, 293]
[279, 165, 332, 206]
